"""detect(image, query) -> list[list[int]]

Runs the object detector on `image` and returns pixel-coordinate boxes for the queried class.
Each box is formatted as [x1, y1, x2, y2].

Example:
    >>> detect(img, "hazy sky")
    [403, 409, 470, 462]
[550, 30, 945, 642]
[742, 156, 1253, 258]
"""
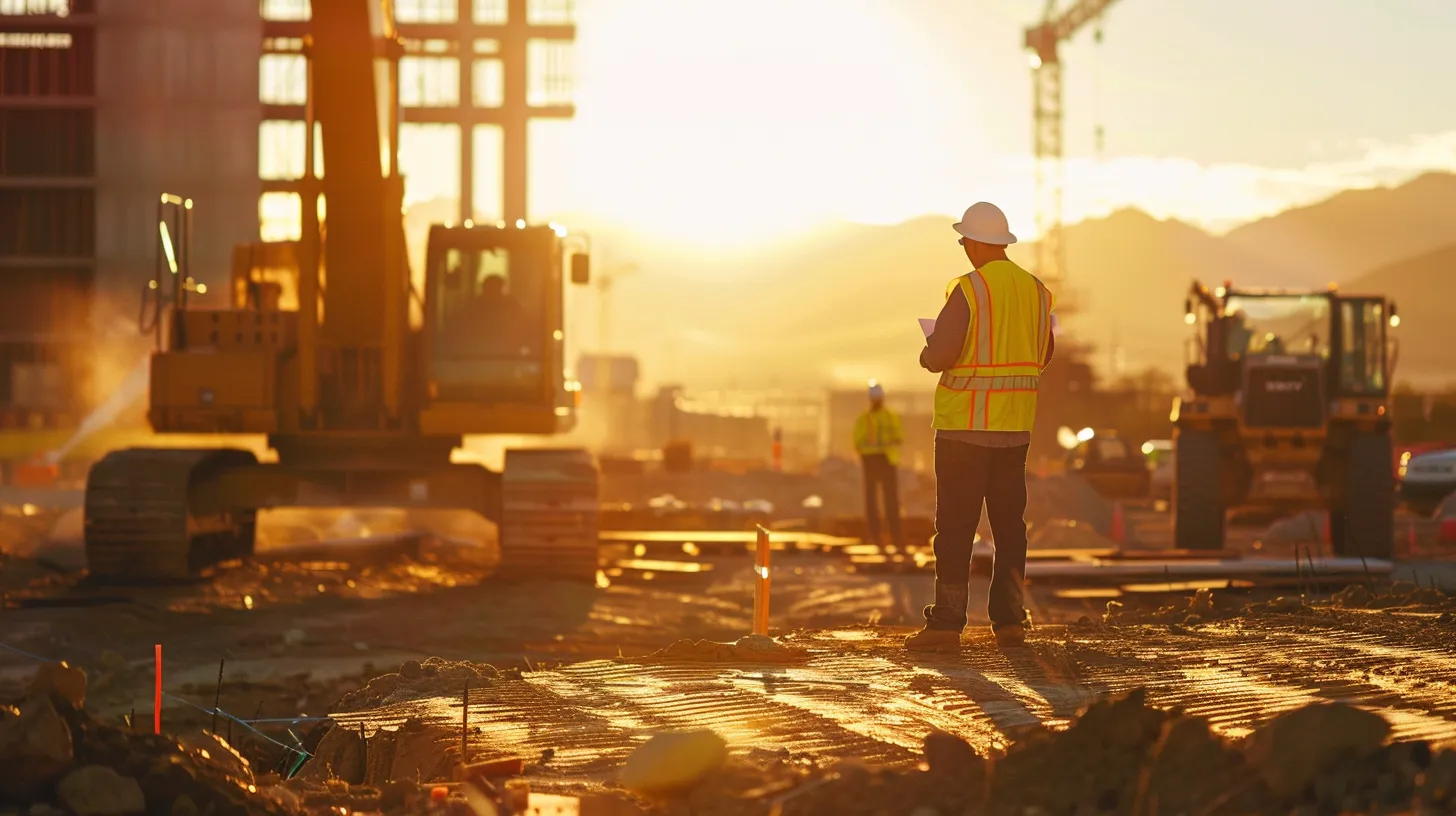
[388, 0, 1456, 245]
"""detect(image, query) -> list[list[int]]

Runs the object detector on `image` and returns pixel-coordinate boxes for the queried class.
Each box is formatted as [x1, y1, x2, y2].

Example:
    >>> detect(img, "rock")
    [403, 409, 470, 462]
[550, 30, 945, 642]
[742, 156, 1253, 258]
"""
[0, 694, 75, 798]
[1262, 596, 1311, 614]
[378, 779, 418, 811]
[137, 754, 197, 809]
[300, 725, 365, 784]
[57, 765, 146, 816]
[923, 730, 979, 774]
[399, 660, 423, 679]
[1332, 583, 1374, 609]
[179, 731, 254, 785]
[1245, 702, 1392, 798]
[387, 718, 458, 784]
[1417, 749, 1456, 805]
[619, 729, 729, 795]
[29, 661, 87, 709]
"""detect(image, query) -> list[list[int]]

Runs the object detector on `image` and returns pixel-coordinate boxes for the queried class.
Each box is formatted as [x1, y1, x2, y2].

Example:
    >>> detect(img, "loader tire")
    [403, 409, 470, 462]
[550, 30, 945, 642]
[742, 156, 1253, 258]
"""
[1174, 428, 1225, 551]
[1336, 431, 1395, 559]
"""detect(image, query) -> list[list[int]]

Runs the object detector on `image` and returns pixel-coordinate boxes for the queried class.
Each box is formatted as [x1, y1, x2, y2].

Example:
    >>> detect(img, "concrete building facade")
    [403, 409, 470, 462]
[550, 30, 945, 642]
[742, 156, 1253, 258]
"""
[0, 0, 259, 473]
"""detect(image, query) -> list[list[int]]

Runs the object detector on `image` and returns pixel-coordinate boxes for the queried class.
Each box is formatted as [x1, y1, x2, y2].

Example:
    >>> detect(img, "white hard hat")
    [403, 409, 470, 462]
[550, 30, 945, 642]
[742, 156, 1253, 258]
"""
[953, 202, 1018, 246]
[868, 382, 885, 400]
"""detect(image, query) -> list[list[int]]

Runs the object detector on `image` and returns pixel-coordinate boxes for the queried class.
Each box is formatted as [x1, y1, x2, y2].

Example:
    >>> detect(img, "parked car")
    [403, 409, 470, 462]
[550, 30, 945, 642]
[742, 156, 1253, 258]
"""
[1142, 439, 1173, 500]
[1399, 447, 1456, 517]
[1436, 491, 1456, 544]
[1066, 430, 1151, 499]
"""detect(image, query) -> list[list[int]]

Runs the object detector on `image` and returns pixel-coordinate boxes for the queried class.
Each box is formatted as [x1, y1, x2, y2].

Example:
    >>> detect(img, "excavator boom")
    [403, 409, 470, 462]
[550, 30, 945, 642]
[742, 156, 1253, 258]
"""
[82, 0, 600, 585]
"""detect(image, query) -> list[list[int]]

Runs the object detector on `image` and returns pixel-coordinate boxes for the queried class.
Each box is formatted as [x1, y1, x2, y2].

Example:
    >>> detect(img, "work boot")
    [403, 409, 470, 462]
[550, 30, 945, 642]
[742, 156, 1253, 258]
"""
[993, 623, 1026, 649]
[904, 627, 962, 652]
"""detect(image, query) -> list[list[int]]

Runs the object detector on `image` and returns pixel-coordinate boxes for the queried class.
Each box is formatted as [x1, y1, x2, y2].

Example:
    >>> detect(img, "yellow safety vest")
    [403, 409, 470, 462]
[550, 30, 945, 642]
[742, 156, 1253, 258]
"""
[933, 260, 1054, 432]
[854, 407, 904, 466]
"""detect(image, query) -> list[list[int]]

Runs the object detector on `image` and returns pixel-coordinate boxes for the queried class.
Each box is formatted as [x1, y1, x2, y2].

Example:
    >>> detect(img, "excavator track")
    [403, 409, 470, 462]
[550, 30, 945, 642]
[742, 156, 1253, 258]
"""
[84, 448, 259, 583]
[497, 448, 600, 583]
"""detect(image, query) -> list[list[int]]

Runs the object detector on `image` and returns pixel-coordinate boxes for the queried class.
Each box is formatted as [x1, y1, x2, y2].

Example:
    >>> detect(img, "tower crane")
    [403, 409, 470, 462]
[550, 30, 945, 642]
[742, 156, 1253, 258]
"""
[1023, 0, 1120, 293]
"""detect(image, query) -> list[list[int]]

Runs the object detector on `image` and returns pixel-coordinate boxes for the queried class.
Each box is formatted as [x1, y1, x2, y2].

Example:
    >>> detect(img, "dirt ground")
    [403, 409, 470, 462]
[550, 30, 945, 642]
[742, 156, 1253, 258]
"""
[4, 496, 1456, 814]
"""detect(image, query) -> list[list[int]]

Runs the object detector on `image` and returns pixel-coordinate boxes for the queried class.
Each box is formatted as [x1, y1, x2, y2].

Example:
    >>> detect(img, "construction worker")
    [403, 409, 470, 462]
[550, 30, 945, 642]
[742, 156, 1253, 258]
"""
[853, 382, 905, 549]
[906, 201, 1055, 652]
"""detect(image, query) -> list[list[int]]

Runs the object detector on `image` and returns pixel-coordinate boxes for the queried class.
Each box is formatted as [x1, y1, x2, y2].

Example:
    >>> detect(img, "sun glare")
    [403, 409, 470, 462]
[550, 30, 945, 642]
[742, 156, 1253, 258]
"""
[554, 0, 952, 246]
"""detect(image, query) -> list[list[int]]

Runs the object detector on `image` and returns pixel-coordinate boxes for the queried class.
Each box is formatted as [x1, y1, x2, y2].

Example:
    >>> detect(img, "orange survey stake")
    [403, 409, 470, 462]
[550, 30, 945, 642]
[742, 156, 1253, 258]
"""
[753, 526, 772, 636]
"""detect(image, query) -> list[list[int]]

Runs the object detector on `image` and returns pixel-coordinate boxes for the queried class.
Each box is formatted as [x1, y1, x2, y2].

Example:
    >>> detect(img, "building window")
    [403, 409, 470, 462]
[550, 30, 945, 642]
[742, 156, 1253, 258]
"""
[260, 0, 309, 22]
[396, 0, 455, 23]
[260, 192, 301, 241]
[471, 58, 502, 107]
[400, 56, 458, 107]
[259, 53, 305, 105]
[0, 0, 72, 15]
[527, 40, 572, 106]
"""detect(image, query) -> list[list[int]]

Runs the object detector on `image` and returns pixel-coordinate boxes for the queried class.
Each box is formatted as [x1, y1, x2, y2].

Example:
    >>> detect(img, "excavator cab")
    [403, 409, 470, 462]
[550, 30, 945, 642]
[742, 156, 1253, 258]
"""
[422, 224, 579, 407]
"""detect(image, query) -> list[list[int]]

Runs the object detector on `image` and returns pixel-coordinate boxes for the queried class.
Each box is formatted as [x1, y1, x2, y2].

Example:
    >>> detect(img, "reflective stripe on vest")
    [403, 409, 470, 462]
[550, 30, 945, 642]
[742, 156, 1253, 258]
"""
[932, 261, 1054, 432]
[937, 374, 1040, 391]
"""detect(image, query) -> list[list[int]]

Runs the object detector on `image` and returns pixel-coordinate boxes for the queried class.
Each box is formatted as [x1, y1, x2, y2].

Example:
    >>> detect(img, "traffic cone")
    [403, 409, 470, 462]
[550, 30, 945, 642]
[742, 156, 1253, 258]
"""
[1110, 503, 1126, 545]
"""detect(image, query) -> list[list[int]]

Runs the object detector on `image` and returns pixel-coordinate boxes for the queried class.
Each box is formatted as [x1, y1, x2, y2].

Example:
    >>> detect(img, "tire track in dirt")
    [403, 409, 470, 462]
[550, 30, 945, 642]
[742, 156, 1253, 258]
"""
[332, 620, 1456, 779]
[1067, 622, 1456, 741]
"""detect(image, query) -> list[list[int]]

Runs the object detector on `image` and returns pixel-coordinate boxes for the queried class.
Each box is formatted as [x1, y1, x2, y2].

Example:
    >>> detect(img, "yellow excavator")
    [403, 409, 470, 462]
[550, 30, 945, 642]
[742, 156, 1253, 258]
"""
[83, 0, 598, 583]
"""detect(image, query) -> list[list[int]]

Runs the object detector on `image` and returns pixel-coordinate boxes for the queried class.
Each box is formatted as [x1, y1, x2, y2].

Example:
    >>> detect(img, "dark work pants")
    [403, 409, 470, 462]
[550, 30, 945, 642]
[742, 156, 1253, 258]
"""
[860, 453, 903, 548]
[924, 439, 1031, 631]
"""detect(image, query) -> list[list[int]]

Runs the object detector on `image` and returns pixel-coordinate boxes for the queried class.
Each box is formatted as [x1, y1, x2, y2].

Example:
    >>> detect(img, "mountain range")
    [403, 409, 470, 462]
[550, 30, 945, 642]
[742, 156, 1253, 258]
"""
[404, 171, 1456, 391]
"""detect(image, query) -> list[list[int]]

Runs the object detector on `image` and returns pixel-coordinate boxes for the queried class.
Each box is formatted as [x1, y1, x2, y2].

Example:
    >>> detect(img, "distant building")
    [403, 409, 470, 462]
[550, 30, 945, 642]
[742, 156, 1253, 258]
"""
[0, 0, 259, 462]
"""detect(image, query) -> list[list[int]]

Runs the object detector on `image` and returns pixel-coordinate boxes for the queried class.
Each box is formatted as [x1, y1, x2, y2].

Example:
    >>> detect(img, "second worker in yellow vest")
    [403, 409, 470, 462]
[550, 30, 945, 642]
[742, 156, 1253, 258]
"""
[852, 381, 905, 548]
[905, 201, 1055, 653]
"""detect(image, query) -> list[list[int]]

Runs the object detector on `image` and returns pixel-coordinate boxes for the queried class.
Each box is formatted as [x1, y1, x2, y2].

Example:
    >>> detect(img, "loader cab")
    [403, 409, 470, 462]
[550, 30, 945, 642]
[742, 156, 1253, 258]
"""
[1220, 291, 1331, 430]
[421, 223, 589, 413]
[1330, 296, 1393, 398]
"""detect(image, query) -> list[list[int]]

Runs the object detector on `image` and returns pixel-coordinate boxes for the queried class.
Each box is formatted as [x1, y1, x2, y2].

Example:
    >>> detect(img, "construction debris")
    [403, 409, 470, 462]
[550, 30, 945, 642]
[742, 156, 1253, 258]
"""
[1331, 580, 1456, 610]
[332, 657, 506, 711]
[643, 634, 809, 664]
[638, 690, 1454, 816]
[0, 688, 292, 815]
[1244, 702, 1393, 798]
[56, 764, 146, 816]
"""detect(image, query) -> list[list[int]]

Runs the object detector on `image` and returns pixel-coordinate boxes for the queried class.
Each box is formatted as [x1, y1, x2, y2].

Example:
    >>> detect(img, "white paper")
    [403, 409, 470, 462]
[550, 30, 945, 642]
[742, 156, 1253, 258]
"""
[918, 318, 936, 338]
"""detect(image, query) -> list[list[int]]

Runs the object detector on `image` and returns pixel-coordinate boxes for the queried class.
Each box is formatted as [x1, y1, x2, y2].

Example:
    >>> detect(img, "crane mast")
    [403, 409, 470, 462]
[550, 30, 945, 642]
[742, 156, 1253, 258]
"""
[1024, 0, 1120, 295]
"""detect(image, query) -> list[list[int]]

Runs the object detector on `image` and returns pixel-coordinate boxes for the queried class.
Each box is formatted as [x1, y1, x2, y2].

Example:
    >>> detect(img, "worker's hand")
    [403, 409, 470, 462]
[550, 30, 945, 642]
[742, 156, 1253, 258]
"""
[918, 345, 931, 370]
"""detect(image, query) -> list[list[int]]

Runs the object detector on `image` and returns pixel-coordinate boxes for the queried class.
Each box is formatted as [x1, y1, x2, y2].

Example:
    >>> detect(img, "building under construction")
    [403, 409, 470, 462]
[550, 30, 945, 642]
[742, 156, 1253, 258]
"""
[0, 0, 572, 480]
